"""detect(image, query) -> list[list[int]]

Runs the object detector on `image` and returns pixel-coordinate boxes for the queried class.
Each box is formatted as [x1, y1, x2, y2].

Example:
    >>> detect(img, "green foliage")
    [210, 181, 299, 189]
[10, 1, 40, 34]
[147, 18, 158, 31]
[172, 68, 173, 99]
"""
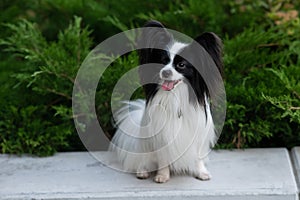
[137, 0, 226, 36]
[1, 0, 300, 155]
[96, 52, 142, 137]
[0, 16, 92, 155]
[0, 106, 71, 156]
[218, 21, 300, 148]
[263, 67, 300, 124]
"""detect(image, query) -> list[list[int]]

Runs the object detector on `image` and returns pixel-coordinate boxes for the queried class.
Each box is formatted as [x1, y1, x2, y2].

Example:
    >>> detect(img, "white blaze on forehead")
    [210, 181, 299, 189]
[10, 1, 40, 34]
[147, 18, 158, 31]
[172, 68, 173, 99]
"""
[159, 41, 188, 86]
[162, 41, 187, 72]
[167, 41, 188, 61]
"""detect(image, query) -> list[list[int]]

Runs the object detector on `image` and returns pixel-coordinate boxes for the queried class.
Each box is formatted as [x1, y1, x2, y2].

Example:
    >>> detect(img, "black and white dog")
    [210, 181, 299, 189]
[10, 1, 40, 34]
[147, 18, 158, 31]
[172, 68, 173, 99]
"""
[110, 20, 223, 183]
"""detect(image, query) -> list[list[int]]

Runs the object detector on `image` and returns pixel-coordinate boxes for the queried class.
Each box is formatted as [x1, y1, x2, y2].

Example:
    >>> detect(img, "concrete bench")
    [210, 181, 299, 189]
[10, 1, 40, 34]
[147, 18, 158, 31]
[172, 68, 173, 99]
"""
[292, 147, 300, 193]
[0, 148, 299, 200]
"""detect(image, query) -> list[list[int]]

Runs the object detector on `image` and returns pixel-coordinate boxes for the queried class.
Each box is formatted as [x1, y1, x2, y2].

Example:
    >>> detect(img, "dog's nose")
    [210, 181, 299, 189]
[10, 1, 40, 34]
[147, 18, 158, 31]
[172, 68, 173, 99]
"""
[162, 69, 172, 78]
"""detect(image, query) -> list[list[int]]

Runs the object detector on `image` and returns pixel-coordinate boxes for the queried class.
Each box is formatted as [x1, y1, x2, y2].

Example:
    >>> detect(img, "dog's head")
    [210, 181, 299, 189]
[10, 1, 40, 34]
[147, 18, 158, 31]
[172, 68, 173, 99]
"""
[138, 20, 223, 104]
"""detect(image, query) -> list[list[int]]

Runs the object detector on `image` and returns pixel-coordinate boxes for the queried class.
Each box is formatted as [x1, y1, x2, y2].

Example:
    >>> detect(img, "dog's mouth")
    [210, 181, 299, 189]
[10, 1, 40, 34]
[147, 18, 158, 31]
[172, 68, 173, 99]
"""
[161, 80, 181, 91]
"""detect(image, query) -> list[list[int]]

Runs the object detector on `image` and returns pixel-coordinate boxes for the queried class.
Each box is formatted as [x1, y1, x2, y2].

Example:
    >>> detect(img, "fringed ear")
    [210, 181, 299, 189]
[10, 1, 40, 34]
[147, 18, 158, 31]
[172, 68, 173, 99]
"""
[137, 20, 173, 102]
[137, 20, 173, 65]
[143, 20, 166, 28]
[194, 32, 223, 77]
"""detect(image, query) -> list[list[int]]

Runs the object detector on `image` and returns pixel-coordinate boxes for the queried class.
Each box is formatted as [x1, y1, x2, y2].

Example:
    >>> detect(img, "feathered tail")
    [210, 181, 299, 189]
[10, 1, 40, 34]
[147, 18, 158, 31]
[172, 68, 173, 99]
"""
[109, 99, 155, 172]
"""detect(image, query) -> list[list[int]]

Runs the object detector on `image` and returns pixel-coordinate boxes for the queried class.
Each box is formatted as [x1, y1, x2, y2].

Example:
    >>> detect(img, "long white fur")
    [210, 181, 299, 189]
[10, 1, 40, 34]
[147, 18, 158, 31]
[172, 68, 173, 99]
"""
[109, 41, 216, 177]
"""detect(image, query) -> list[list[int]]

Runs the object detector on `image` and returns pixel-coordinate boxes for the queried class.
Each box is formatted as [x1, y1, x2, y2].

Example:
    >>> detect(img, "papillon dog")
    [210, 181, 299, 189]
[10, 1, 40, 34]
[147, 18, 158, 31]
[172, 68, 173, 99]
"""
[110, 20, 223, 183]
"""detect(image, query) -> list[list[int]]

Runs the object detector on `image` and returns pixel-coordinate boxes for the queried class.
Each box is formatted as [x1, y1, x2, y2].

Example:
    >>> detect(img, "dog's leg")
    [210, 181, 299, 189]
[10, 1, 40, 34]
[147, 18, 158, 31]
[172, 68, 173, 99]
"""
[136, 168, 150, 179]
[154, 166, 170, 183]
[136, 171, 150, 179]
[195, 159, 211, 180]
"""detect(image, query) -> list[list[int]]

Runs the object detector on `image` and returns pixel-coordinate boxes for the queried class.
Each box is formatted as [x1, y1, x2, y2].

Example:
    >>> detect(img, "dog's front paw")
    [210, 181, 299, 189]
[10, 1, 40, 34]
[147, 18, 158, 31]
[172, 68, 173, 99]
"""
[196, 171, 212, 181]
[154, 174, 170, 183]
[136, 171, 150, 179]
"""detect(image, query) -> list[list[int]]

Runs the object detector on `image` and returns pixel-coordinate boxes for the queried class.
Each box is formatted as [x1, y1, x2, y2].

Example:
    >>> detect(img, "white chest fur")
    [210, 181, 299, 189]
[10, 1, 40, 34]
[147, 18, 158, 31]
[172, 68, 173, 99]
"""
[141, 82, 215, 174]
[110, 82, 215, 175]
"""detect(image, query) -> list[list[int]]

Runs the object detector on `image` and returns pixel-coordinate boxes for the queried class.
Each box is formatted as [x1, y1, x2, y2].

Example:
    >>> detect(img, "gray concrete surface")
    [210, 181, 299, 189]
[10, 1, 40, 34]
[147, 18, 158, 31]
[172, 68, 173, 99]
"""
[291, 147, 300, 192]
[0, 148, 298, 200]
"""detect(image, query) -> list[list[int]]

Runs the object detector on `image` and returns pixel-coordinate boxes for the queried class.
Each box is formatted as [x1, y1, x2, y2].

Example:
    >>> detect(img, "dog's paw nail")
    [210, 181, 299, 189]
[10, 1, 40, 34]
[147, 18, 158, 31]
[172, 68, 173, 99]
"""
[196, 172, 211, 181]
[154, 174, 169, 183]
[136, 171, 150, 179]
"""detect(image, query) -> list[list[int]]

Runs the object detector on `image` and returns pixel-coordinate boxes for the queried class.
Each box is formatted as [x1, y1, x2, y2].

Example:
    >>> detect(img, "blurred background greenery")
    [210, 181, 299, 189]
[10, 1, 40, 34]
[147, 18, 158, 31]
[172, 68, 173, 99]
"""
[0, 0, 299, 156]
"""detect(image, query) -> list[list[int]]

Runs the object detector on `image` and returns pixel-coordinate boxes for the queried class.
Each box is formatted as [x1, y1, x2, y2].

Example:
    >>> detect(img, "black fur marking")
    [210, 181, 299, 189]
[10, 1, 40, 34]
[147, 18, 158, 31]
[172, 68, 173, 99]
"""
[137, 21, 223, 108]
[194, 32, 223, 77]
[138, 20, 173, 103]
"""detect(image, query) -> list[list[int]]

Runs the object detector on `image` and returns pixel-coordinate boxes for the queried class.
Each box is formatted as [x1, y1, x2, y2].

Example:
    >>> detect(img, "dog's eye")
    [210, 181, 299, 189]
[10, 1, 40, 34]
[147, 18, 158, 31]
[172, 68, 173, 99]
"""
[176, 62, 186, 69]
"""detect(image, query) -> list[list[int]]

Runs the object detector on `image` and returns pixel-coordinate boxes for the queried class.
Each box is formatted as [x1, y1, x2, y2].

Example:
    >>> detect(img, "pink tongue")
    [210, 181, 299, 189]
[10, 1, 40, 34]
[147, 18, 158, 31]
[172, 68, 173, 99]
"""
[162, 81, 175, 91]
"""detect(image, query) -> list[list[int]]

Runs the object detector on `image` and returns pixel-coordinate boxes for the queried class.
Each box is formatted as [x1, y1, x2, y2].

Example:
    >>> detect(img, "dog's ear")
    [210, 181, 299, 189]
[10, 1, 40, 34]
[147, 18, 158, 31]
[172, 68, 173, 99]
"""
[137, 21, 173, 102]
[194, 32, 223, 77]
[137, 20, 173, 65]
[143, 20, 166, 28]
